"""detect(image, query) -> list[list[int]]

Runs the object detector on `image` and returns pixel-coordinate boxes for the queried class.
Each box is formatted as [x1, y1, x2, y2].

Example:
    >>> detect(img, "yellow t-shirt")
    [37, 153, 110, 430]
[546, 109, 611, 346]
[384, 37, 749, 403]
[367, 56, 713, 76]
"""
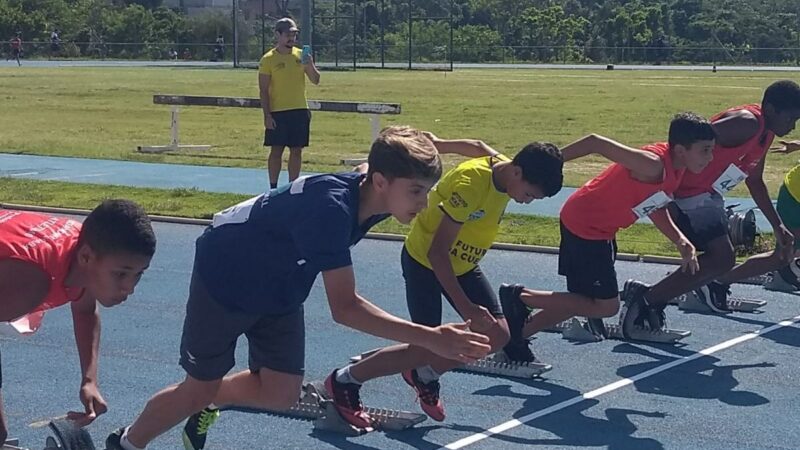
[785, 165, 800, 202]
[258, 47, 307, 112]
[405, 155, 511, 275]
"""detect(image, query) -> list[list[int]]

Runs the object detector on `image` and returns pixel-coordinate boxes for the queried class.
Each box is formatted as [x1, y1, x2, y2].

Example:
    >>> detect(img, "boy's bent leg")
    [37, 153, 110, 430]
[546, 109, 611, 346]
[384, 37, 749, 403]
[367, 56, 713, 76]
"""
[645, 234, 735, 306]
[716, 249, 789, 285]
[124, 376, 222, 448]
[213, 306, 306, 410]
[126, 268, 248, 449]
[635, 198, 735, 308]
[520, 291, 620, 337]
[508, 222, 620, 344]
[212, 369, 303, 412]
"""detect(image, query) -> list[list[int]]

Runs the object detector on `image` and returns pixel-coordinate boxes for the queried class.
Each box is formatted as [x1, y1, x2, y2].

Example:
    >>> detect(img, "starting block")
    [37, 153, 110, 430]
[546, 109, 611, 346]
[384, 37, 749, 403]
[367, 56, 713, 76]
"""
[546, 317, 691, 344]
[228, 381, 426, 436]
[349, 348, 552, 379]
[668, 291, 766, 313]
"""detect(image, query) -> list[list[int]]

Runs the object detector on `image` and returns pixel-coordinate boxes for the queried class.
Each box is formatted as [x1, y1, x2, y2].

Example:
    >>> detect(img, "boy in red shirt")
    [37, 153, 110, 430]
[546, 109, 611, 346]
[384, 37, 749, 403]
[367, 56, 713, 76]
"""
[0, 200, 156, 444]
[624, 80, 800, 332]
[499, 112, 715, 353]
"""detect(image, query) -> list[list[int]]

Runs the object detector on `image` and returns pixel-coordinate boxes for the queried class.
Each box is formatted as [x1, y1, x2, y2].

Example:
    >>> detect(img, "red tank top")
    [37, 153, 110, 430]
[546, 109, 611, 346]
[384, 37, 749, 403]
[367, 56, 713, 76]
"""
[676, 104, 774, 198]
[561, 142, 684, 240]
[10, 38, 21, 49]
[0, 210, 84, 314]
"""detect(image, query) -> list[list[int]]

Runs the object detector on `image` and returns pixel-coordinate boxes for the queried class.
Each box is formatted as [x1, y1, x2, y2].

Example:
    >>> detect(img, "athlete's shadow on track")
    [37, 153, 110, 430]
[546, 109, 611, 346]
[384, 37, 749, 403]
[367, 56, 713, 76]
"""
[613, 343, 774, 406]
[450, 380, 667, 449]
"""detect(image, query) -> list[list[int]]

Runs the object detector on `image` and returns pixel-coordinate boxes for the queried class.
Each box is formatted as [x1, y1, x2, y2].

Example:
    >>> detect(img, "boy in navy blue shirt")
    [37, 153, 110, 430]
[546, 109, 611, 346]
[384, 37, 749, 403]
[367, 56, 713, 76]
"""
[106, 126, 493, 450]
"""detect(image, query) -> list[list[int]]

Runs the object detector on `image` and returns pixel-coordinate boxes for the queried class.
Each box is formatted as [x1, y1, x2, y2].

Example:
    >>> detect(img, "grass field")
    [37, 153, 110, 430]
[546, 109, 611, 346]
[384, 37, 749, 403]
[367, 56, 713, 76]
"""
[1, 67, 799, 195]
[0, 66, 795, 256]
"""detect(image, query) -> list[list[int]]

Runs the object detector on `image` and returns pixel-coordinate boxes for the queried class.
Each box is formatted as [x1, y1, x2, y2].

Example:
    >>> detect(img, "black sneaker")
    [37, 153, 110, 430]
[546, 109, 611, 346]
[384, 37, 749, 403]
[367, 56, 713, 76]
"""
[105, 428, 126, 450]
[694, 281, 731, 313]
[182, 407, 220, 450]
[643, 303, 667, 330]
[499, 283, 529, 342]
[620, 279, 651, 338]
[502, 338, 537, 363]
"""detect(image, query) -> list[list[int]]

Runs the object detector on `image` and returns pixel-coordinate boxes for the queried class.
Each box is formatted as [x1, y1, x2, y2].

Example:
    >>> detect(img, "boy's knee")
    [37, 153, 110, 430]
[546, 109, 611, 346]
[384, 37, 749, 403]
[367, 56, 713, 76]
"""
[597, 297, 620, 317]
[181, 379, 221, 412]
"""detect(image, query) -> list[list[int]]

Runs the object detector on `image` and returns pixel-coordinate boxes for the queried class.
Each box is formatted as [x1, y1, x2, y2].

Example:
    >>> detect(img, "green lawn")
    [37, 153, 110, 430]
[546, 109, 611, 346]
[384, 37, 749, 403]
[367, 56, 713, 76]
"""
[1, 67, 799, 195]
[0, 177, 774, 258]
[0, 66, 793, 256]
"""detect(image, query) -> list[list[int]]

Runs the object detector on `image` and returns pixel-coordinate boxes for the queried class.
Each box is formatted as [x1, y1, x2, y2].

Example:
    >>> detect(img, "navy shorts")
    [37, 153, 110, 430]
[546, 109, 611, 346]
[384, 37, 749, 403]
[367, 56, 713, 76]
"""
[179, 261, 305, 381]
[558, 221, 619, 300]
[264, 108, 311, 148]
[401, 245, 503, 327]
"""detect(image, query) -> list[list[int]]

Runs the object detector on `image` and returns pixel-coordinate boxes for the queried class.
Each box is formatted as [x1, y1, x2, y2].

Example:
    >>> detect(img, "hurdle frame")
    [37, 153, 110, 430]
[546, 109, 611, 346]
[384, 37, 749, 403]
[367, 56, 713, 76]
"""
[137, 95, 402, 154]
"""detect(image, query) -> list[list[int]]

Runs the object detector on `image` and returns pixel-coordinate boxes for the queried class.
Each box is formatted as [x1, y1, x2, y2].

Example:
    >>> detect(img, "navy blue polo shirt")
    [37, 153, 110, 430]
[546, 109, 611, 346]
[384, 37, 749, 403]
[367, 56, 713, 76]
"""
[195, 172, 389, 314]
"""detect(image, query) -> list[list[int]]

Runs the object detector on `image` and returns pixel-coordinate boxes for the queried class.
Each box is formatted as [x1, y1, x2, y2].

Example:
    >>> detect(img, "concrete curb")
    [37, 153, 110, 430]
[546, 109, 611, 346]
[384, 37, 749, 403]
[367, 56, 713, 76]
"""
[0, 202, 677, 266]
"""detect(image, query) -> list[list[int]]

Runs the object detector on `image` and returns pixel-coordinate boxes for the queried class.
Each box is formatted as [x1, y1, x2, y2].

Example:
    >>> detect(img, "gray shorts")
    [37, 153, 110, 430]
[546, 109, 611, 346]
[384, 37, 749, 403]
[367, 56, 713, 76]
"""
[671, 192, 729, 251]
[179, 268, 305, 381]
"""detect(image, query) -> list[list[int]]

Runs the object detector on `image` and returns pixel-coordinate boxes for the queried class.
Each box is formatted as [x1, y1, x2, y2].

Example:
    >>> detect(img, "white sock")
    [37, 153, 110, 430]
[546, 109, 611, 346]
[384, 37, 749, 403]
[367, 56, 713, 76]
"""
[207, 403, 218, 410]
[120, 427, 145, 450]
[335, 365, 362, 385]
[415, 365, 441, 383]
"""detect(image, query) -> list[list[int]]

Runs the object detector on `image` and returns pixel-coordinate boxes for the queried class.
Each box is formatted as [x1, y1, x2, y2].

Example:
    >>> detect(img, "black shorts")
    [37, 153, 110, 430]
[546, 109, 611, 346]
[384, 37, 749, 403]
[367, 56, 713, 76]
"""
[179, 262, 305, 381]
[11, 48, 20, 57]
[669, 196, 728, 252]
[558, 221, 619, 300]
[401, 245, 503, 327]
[264, 108, 311, 148]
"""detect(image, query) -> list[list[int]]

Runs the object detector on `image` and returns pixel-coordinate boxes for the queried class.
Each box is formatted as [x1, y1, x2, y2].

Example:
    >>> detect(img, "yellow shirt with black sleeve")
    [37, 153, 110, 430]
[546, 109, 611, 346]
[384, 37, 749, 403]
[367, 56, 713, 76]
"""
[258, 47, 307, 112]
[405, 154, 511, 275]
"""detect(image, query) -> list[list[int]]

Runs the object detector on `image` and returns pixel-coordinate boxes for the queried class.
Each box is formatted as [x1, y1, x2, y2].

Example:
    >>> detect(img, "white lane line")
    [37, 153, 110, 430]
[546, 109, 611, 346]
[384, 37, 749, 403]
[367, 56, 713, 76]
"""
[444, 314, 800, 449]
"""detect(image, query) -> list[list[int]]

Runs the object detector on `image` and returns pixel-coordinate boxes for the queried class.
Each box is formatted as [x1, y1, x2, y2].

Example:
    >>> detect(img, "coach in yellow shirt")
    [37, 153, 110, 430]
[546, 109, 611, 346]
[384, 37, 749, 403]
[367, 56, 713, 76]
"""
[258, 18, 321, 189]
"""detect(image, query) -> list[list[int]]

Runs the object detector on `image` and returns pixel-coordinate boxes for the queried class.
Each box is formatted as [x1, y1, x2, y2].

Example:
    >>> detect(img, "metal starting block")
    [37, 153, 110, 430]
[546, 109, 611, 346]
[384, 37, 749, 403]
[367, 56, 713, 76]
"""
[2, 439, 28, 450]
[546, 318, 691, 344]
[668, 292, 766, 313]
[230, 381, 426, 436]
[453, 350, 552, 379]
[350, 348, 552, 379]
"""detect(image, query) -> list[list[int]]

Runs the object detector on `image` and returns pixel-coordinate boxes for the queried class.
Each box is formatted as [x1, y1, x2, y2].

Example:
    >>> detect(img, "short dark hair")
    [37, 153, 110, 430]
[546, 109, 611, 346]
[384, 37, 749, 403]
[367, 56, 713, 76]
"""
[512, 142, 564, 197]
[367, 125, 442, 183]
[668, 112, 715, 148]
[763, 80, 800, 113]
[79, 199, 156, 258]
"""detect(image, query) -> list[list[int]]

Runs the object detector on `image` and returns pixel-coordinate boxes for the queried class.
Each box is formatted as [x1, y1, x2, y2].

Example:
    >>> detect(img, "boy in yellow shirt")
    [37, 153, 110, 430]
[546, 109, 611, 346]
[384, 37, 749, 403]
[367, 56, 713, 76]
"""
[326, 133, 564, 426]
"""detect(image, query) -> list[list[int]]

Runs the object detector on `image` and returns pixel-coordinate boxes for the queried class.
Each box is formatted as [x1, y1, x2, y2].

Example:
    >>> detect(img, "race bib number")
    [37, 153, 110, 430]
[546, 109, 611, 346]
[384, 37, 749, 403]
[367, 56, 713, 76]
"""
[632, 191, 671, 219]
[712, 164, 747, 195]
[211, 177, 310, 228]
[212, 195, 260, 228]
